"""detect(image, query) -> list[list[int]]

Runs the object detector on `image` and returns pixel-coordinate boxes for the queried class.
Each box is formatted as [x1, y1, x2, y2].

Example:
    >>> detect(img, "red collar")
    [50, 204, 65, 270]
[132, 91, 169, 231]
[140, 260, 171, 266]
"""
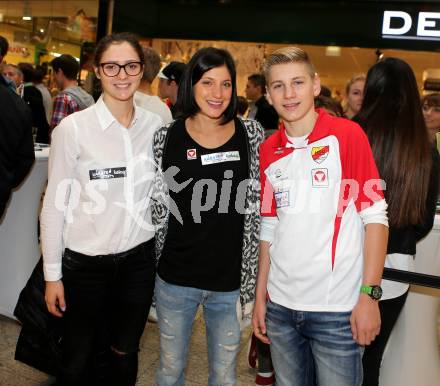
[279, 108, 331, 148]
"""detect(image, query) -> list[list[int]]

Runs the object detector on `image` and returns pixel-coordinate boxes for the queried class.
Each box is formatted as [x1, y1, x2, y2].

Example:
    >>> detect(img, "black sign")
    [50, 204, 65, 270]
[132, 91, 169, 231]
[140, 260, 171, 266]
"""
[113, 1, 440, 52]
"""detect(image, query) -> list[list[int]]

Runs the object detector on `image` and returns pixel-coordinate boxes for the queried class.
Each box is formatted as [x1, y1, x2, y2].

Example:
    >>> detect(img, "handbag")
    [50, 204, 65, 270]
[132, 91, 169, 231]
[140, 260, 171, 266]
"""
[13, 257, 63, 375]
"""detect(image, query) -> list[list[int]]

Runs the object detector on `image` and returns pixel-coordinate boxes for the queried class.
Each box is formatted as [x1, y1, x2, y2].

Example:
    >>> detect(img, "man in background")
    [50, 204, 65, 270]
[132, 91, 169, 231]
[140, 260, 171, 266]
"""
[18, 63, 50, 144]
[157, 61, 185, 118]
[34, 65, 53, 125]
[50, 54, 94, 129]
[0, 35, 17, 93]
[245, 73, 279, 132]
[2, 63, 23, 95]
[0, 51, 34, 218]
[135, 47, 172, 124]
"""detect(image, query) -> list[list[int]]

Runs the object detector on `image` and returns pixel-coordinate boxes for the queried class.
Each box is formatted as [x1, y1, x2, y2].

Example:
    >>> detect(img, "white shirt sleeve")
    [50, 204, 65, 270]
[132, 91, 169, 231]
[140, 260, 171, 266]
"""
[40, 117, 79, 281]
[359, 198, 389, 227]
[260, 216, 279, 243]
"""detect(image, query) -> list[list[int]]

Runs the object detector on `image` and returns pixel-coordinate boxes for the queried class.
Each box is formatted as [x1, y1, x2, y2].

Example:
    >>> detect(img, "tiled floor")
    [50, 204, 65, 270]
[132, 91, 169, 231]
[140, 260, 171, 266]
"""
[2, 312, 440, 386]
[0, 313, 256, 386]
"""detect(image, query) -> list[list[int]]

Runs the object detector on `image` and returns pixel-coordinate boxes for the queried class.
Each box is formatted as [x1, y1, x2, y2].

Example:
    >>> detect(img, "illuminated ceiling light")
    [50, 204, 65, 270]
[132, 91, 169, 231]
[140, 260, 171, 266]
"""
[22, 1, 32, 21]
[325, 46, 341, 57]
[49, 52, 80, 62]
[375, 49, 384, 61]
[40, 28, 45, 33]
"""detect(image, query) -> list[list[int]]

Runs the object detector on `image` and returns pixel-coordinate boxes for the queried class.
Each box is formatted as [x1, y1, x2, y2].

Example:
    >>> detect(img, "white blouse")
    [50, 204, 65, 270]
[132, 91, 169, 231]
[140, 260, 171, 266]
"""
[40, 96, 163, 281]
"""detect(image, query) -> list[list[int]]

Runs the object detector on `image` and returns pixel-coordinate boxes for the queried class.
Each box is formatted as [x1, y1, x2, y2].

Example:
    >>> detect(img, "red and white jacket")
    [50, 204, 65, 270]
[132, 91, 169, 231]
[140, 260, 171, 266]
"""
[260, 109, 388, 312]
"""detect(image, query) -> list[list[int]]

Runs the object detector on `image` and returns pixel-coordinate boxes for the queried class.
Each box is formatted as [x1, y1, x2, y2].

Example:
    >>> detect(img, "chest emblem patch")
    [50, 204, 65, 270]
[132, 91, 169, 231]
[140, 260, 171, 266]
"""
[311, 146, 329, 163]
[311, 168, 329, 187]
[187, 148, 197, 160]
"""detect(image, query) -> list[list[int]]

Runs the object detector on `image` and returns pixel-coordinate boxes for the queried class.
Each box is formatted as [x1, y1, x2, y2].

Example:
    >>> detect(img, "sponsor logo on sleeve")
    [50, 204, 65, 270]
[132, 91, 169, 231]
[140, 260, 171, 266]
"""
[311, 146, 329, 164]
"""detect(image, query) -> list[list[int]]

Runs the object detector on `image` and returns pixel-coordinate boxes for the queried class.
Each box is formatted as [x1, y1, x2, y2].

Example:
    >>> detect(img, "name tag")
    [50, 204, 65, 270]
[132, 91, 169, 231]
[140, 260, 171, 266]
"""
[275, 191, 290, 208]
[201, 151, 240, 166]
[89, 167, 127, 180]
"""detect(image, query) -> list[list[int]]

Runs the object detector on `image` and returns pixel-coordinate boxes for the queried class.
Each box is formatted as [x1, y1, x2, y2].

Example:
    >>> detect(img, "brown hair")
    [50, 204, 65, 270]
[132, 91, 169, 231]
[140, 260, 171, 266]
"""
[314, 95, 343, 117]
[142, 46, 161, 83]
[263, 47, 316, 80]
[421, 93, 440, 107]
[93, 32, 145, 67]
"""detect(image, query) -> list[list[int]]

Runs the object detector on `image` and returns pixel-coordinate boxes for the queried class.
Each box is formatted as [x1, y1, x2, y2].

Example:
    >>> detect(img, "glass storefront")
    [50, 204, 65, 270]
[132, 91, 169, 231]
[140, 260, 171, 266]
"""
[0, 0, 98, 89]
[144, 37, 440, 104]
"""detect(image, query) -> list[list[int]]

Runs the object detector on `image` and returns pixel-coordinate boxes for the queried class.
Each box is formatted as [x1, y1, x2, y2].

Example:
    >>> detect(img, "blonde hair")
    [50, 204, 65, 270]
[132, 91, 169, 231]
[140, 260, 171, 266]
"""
[346, 74, 366, 95]
[263, 47, 316, 80]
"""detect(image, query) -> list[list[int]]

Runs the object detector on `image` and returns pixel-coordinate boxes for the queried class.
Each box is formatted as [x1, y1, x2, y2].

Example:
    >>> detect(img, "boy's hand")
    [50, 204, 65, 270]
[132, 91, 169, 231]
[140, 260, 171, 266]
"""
[252, 297, 271, 344]
[350, 294, 381, 345]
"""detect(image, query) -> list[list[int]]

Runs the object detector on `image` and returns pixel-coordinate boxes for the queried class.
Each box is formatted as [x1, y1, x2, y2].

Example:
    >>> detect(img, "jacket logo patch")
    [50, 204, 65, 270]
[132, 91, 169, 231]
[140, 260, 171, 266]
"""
[311, 168, 329, 187]
[311, 146, 329, 163]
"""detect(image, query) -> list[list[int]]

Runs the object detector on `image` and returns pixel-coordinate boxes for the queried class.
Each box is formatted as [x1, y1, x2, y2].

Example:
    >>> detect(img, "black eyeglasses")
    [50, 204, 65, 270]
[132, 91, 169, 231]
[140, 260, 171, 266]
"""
[99, 62, 143, 77]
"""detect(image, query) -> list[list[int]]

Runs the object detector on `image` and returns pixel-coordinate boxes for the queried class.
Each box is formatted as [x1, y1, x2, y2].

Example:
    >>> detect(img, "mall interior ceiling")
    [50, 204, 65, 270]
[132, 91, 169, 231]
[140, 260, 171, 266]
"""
[0, 0, 439, 93]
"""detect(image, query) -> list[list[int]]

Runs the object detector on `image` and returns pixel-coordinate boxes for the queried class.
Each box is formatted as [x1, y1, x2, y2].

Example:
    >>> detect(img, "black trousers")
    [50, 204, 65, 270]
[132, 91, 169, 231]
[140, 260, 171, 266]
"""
[362, 291, 409, 386]
[58, 239, 156, 386]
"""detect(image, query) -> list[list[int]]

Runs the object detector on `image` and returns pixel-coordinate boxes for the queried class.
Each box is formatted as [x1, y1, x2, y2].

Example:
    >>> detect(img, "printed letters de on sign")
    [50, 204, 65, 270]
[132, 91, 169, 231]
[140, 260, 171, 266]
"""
[382, 10, 440, 39]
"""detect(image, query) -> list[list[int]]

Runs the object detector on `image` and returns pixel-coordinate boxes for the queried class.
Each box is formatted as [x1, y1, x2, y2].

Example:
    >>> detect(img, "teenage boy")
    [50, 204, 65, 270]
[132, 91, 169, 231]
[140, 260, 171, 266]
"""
[253, 47, 389, 386]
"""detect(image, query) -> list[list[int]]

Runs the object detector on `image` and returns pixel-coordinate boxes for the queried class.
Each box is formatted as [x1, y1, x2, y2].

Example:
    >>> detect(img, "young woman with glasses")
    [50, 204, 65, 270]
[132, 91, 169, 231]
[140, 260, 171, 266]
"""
[151, 47, 264, 385]
[41, 32, 163, 386]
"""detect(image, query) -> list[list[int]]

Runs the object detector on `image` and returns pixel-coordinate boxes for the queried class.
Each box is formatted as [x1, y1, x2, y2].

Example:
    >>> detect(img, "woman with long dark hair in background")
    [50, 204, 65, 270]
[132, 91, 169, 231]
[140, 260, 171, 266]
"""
[354, 57, 439, 386]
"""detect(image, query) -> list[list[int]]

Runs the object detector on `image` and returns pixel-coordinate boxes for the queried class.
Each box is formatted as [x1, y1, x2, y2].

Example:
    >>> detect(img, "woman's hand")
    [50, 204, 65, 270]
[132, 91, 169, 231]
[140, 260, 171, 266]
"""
[45, 280, 66, 317]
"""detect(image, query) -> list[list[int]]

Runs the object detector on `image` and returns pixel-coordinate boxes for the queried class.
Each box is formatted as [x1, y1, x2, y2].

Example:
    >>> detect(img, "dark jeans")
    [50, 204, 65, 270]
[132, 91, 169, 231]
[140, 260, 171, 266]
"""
[58, 239, 156, 386]
[362, 291, 409, 386]
[266, 300, 363, 386]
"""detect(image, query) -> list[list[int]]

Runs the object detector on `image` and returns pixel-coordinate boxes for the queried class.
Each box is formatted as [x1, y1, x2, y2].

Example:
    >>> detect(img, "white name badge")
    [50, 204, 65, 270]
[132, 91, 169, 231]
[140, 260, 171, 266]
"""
[201, 151, 240, 166]
[275, 191, 290, 208]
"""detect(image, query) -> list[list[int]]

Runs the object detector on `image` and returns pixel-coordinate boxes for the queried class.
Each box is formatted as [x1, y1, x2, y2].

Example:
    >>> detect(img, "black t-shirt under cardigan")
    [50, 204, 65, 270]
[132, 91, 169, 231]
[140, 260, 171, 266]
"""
[158, 118, 249, 291]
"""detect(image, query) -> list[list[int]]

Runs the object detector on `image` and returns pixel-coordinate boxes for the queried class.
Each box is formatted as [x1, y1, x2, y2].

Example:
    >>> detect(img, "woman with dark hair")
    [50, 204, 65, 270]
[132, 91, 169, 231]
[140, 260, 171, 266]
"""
[354, 57, 439, 386]
[41, 32, 163, 385]
[151, 47, 264, 385]
[421, 93, 440, 142]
